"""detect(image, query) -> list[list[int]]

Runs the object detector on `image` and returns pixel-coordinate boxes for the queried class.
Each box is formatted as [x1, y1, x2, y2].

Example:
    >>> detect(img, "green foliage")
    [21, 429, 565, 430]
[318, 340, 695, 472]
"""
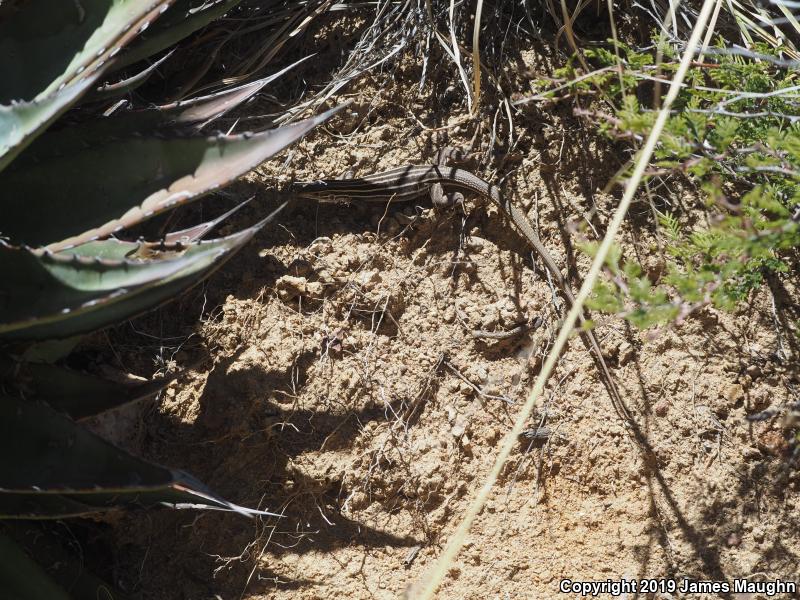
[540, 39, 799, 329]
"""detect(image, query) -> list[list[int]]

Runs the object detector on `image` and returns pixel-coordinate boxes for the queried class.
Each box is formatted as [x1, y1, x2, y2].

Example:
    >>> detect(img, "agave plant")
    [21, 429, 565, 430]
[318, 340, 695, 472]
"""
[0, 0, 336, 594]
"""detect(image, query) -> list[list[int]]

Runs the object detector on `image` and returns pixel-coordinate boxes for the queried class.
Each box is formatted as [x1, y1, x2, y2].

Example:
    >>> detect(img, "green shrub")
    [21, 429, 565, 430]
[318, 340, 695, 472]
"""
[539, 39, 799, 330]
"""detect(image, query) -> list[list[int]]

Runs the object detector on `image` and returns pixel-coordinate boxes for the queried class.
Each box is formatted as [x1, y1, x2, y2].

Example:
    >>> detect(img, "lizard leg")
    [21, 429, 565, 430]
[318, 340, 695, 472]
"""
[430, 146, 468, 208]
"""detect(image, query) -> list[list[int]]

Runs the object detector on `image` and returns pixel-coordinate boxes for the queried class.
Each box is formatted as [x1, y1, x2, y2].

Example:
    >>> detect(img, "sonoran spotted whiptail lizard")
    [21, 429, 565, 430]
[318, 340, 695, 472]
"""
[292, 163, 629, 419]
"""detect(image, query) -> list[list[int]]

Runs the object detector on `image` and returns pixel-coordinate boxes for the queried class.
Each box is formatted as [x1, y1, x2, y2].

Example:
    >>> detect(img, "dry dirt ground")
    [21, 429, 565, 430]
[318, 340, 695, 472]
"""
[96, 17, 800, 600]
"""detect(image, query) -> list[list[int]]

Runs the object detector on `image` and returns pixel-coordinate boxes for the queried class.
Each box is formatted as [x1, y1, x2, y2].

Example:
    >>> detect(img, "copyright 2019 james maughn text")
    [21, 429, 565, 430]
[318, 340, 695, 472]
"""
[559, 577, 796, 597]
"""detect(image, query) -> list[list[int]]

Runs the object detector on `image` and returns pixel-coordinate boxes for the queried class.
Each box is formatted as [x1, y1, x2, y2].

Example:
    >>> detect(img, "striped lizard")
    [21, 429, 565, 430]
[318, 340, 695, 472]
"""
[292, 163, 629, 419]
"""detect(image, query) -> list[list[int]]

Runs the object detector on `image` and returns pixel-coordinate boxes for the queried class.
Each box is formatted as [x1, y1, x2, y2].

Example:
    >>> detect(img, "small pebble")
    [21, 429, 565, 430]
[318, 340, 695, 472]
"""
[654, 400, 669, 417]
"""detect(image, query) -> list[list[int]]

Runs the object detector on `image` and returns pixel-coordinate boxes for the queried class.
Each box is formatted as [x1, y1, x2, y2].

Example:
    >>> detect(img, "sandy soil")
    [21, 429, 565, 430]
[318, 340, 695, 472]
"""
[100, 17, 800, 600]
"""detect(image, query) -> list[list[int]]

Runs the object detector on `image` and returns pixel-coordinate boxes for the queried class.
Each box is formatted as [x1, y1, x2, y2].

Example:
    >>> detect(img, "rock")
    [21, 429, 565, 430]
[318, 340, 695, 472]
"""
[468, 365, 489, 384]
[742, 445, 761, 460]
[723, 383, 745, 402]
[360, 270, 381, 287]
[751, 526, 765, 543]
[287, 257, 312, 276]
[618, 342, 635, 365]
[306, 281, 324, 297]
[275, 275, 307, 301]
[746, 364, 761, 378]
[349, 491, 369, 511]
[654, 399, 669, 417]
[451, 416, 467, 438]
[466, 236, 487, 251]
[308, 236, 332, 254]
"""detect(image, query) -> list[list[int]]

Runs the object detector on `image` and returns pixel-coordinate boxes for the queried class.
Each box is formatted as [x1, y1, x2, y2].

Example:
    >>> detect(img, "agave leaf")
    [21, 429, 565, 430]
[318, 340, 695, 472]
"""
[56, 238, 145, 261]
[89, 49, 176, 101]
[159, 77, 268, 126]
[15, 58, 314, 167]
[3, 522, 126, 600]
[44, 212, 288, 341]
[5, 245, 196, 295]
[0, 532, 71, 600]
[21, 336, 85, 364]
[111, 0, 245, 72]
[55, 197, 251, 264]
[0, 482, 279, 520]
[0, 240, 192, 339]
[1, 104, 341, 249]
[0, 214, 279, 341]
[163, 196, 253, 243]
[59, 236, 201, 262]
[0, 79, 95, 173]
[0, 0, 175, 103]
[0, 488, 275, 519]
[0, 395, 273, 518]
[0, 235, 235, 341]
[0, 357, 180, 420]
[160, 55, 314, 127]
[0, 494, 112, 520]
